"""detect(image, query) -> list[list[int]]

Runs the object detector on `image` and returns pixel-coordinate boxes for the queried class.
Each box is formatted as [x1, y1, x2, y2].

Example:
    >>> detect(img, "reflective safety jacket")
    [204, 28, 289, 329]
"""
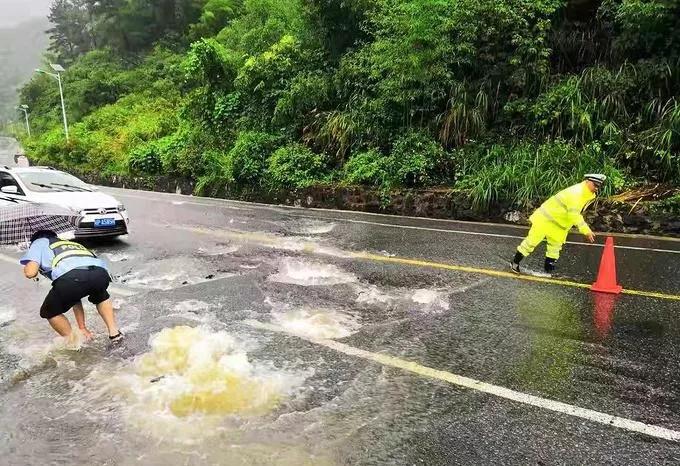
[48, 237, 97, 268]
[529, 181, 595, 235]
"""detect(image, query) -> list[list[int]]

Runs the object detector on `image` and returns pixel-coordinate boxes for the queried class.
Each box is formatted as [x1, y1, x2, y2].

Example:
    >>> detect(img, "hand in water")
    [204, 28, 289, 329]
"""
[80, 328, 94, 341]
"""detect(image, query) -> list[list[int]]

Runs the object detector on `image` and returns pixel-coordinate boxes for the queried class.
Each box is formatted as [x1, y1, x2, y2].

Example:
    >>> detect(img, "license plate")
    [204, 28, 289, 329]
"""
[94, 218, 116, 228]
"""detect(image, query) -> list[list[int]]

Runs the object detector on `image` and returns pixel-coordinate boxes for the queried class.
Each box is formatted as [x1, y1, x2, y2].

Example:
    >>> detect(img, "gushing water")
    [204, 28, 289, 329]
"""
[411, 289, 450, 311]
[269, 259, 357, 286]
[96, 326, 307, 443]
[271, 307, 361, 340]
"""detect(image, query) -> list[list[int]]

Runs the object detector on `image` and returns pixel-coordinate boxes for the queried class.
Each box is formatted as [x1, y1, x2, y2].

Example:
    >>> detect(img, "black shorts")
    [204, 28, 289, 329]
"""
[40, 266, 111, 319]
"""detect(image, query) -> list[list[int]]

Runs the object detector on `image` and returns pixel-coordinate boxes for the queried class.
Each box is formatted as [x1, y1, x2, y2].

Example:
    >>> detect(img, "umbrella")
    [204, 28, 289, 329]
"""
[0, 197, 82, 245]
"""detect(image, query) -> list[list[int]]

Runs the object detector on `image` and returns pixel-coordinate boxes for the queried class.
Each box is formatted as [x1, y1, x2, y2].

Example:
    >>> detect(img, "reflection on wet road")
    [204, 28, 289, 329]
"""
[1, 186, 680, 464]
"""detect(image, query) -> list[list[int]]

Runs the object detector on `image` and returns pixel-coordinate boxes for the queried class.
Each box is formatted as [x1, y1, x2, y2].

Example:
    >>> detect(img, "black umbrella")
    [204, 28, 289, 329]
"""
[0, 198, 82, 245]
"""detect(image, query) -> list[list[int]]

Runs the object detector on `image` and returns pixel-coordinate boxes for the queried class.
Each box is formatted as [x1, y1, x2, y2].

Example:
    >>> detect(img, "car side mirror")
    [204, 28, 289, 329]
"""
[1, 186, 18, 194]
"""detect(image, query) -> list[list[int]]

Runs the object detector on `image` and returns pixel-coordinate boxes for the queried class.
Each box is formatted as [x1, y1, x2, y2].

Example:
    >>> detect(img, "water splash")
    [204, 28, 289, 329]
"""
[271, 308, 361, 340]
[411, 289, 450, 311]
[0, 306, 16, 326]
[356, 285, 394, 305]
[98, 326, 307, 442]
[269, 259, 357, 286]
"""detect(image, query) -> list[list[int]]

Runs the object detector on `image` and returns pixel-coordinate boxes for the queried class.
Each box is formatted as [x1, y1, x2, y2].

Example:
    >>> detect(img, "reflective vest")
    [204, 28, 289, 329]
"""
[48, 237, 97, 268]
[530, 181, 595, 235]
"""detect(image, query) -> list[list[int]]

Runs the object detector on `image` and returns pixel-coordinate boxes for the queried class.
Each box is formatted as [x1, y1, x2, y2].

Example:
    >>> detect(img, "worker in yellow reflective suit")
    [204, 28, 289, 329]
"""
[511, 174, 606, 274]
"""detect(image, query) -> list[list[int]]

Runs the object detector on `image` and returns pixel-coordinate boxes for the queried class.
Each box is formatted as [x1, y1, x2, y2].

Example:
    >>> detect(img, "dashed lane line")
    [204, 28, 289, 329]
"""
[246, 320, 680, 443]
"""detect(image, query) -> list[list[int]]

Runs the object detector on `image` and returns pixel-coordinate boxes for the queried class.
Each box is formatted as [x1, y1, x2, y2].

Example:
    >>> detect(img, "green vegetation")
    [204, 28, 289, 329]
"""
[17, 0, 680, 209]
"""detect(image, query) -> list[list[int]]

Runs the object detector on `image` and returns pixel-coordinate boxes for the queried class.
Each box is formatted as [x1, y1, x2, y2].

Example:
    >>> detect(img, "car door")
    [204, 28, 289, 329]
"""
[0, 171, 27, 202]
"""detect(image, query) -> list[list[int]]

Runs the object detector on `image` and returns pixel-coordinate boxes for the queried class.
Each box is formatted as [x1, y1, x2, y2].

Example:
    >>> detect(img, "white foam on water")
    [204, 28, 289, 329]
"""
[240, 263, 261, 269]
[123, 271, 185, 290]
[88, 326, 308, 444]
[268, 259, 357, 286]
[0, 306, 16, 325]
[411, 289, 450, 311]
[355, 285, 394, 305]
[52, 329, 85, 351]
[271, 308, 361, 340]
[288, 220, 336, 235]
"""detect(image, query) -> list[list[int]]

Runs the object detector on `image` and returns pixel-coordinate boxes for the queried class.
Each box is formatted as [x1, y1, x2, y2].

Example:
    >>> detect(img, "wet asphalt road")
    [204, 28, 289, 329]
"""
[2, 186, 680, 465]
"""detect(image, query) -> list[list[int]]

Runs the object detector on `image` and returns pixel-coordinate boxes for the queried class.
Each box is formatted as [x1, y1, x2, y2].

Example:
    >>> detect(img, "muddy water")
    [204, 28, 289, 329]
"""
[0, 226, 467, 465]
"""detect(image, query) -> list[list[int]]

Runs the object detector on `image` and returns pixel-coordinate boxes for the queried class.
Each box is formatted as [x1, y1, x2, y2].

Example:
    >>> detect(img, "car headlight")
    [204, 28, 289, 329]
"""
[117, 204, 126, 212]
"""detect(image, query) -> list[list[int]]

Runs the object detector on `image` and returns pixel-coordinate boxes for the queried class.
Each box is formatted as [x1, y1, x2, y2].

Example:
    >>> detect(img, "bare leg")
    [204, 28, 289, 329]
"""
[71, 301, 94, 340]
[48, 314, 72, 337]
[95, 299, 119, 337]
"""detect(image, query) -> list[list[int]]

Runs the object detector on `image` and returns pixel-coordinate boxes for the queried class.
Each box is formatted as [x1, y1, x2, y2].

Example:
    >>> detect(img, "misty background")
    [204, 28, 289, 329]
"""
[0, 0, 52, 124]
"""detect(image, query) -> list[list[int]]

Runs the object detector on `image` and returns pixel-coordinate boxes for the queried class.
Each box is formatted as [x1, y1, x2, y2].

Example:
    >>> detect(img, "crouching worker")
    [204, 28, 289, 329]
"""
[511, 174, 606, 275]
[20, 230, 123, 342]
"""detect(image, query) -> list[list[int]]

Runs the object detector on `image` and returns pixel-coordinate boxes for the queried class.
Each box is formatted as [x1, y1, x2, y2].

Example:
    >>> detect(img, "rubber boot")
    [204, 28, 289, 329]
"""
[544, 257, 557, 274]
[511, 252, 524, 274]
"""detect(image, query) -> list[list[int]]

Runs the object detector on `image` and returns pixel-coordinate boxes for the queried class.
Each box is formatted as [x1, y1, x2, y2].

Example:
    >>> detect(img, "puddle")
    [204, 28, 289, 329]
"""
[271, 308, 361, 340]
[93, 326, 307, 442]
[269, 259, 357, 286]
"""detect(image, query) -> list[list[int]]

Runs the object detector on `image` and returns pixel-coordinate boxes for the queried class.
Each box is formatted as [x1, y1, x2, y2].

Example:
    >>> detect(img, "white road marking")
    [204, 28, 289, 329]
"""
[246, 320, 680, 443]
[0, 253, 135, 297]
[293, 215, 680, 255]
[109, 188, 680, 255]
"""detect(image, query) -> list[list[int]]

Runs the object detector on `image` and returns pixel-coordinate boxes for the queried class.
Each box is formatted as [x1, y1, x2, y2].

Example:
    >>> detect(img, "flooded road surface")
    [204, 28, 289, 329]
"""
[1, 187, 680, 464]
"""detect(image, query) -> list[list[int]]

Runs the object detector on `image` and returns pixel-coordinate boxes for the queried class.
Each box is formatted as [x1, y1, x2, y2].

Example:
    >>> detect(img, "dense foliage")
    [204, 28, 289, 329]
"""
[18, 0, 680, 209]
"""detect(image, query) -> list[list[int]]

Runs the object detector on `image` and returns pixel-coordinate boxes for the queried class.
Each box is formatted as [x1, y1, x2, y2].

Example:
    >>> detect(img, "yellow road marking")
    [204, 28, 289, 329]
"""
[174, 224, 680, 302]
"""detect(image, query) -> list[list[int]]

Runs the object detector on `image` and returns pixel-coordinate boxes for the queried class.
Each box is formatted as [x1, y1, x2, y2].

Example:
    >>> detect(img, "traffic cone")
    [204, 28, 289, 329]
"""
[591, 236, 623, 294]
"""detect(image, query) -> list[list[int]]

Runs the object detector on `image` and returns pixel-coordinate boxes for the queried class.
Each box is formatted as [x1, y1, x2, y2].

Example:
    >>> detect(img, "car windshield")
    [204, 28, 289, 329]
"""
[17, 171, 92, 193]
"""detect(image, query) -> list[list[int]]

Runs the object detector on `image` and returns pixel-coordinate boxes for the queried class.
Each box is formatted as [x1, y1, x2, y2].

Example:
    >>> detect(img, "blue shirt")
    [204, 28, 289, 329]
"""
[20, 238, 108, 281]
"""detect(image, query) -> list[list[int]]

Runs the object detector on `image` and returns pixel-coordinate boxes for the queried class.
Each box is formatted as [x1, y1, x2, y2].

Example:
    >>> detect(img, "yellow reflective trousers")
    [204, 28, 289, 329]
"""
[517, 182, 595, 260]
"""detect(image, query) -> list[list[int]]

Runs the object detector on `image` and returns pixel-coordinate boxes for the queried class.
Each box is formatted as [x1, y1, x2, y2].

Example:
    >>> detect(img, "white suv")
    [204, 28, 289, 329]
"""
[0, 166, 129, 239]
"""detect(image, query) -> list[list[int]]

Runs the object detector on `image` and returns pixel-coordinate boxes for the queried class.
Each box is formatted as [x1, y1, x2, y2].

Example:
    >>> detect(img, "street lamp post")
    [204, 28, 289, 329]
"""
[35, 63, 69, 142]
[16, 105, 30, 137]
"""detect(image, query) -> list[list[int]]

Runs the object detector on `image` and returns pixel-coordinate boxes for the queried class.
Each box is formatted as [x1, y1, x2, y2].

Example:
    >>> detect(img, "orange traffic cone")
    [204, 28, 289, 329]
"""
[591, 236, 623, 294]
